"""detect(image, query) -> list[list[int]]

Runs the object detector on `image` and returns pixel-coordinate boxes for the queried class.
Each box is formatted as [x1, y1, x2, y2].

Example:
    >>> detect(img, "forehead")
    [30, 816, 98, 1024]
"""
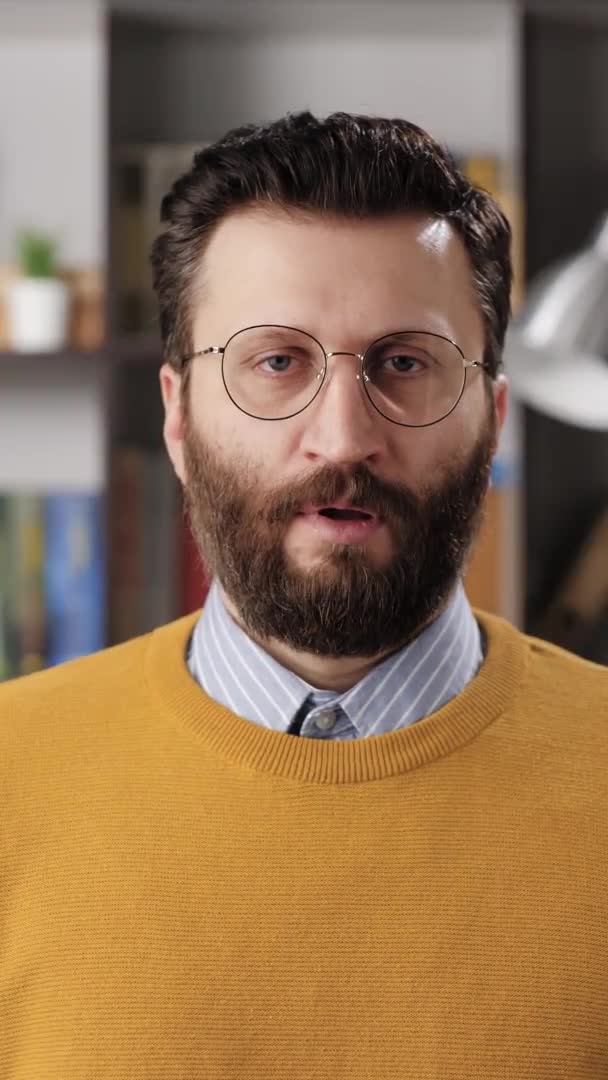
[193, 207, 482, 348]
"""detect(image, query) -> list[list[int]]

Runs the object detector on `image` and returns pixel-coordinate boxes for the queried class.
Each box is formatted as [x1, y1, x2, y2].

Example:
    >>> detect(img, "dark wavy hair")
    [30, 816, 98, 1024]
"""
[151, 110, 512, 378]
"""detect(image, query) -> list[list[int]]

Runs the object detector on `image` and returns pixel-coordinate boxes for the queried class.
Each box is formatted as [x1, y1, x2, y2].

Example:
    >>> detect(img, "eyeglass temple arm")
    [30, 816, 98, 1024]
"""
[465, 359, 492, 373]
[180, 346, 223, 370]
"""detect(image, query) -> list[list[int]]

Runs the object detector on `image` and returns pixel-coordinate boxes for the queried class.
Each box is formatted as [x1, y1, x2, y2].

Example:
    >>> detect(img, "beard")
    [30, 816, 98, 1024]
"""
[182, 404, 496, 659]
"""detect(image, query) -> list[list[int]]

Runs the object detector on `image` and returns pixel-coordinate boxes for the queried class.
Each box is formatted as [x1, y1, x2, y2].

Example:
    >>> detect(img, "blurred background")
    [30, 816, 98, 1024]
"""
[0, 0, 607, 680]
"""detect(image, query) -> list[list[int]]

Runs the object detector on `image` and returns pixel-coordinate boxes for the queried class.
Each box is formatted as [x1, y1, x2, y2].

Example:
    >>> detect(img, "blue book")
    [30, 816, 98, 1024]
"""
[44, 493, 106, 666]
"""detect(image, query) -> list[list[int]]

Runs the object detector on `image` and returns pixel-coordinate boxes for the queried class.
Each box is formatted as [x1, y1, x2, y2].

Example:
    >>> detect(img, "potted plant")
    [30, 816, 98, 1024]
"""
[6, 230, 70, 352]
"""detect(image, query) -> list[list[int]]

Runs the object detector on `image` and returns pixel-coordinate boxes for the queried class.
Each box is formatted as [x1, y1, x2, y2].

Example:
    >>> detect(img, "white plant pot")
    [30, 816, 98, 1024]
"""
[6, 277, 70, 352]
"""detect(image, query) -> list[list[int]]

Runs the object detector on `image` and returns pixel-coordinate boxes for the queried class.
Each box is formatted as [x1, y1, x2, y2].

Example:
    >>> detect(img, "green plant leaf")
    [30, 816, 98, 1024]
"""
[17, 230, 57, 278]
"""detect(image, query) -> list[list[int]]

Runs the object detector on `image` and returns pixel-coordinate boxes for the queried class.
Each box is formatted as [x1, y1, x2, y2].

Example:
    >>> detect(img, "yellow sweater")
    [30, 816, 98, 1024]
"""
[1, 609, 607, 1080]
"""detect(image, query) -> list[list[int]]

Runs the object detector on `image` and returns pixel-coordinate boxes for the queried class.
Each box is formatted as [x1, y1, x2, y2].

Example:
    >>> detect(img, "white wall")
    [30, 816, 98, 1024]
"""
[0, 356, 107, 494]
[117, 1, 521, 161]
[0, 0, 107, 267]
[0, 0, 107, 493]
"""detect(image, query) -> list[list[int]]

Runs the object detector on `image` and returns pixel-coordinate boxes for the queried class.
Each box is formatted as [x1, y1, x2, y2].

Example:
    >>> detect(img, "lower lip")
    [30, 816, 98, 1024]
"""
[296, 512, 384, 543]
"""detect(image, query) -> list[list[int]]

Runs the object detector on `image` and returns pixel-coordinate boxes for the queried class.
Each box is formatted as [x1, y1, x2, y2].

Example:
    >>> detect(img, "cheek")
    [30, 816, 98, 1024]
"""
[392, 432, 447, 491]
[188, 373, 295, 466]
[188, 367, 233, 447]
[393, 400, 486, 491]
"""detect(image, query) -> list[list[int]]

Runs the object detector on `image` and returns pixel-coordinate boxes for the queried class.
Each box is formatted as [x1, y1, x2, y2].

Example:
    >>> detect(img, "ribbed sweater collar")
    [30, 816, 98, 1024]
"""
[144, 609, 529, 784]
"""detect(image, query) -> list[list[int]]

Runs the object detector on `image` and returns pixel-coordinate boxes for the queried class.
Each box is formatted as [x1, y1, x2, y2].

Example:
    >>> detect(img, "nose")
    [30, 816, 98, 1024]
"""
[298, 352, 387, 466]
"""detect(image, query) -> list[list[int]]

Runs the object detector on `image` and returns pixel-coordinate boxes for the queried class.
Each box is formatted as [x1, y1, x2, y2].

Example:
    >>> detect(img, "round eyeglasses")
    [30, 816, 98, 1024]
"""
[180, 324, 490, 428]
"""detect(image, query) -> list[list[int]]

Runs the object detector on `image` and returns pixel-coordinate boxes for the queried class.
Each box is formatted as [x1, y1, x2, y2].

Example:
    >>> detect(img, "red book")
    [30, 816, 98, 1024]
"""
[179, 514, 210, 615]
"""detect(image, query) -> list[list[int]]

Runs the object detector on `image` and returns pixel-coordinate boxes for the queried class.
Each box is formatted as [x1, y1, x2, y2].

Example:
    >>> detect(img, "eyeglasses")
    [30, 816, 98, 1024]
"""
[180, 324, 490, 428]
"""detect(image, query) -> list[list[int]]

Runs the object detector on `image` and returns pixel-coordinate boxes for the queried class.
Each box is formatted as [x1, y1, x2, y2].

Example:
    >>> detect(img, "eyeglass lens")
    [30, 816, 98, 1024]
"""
[221, 325, 466, 425]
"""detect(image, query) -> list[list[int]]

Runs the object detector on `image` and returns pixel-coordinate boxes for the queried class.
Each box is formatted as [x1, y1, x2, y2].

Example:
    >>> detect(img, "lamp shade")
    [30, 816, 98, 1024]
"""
[504, 213, 608, 431]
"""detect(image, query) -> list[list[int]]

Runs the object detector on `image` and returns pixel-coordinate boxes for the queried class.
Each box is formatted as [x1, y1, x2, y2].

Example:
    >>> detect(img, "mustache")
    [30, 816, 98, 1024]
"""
[264, 462, 421, 525]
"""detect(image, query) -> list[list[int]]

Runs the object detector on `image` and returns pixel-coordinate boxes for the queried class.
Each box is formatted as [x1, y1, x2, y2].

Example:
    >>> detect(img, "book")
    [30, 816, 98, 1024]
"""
[44, 493, 106, 666]
[179, 507, 210, 616]
[112, 143, 203, 336]
[108, 447, 145, 644]
[456, 154, 525, 626]
[108, 445, 186, 645]
[2, 493, 46, 678]
[0, 495, 44, 678]
[139, 450, 180, 633]
[458, 152, 525, 315]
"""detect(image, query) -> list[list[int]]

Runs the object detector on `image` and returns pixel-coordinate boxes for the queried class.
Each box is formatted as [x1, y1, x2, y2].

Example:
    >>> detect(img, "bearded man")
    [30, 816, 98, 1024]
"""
[1, 110, 607, 1079]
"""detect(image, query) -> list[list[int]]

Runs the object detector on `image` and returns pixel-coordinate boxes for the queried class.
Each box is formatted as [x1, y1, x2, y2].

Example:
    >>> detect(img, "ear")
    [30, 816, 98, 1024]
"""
[160, 362, 187, 484]
[492, 373, 509, 439]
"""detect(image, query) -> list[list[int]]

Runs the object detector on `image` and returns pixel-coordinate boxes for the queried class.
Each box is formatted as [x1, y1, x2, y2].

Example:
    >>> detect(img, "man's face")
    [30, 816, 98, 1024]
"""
[162, 208, 507, 659]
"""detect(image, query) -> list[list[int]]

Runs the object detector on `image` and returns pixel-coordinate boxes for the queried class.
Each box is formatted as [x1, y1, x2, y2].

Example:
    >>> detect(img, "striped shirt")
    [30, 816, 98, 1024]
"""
[186, 577, 484, 740]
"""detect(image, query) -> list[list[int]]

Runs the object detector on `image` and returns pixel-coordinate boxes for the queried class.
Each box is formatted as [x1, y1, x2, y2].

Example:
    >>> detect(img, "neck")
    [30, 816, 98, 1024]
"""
[220, 587, 452, 692]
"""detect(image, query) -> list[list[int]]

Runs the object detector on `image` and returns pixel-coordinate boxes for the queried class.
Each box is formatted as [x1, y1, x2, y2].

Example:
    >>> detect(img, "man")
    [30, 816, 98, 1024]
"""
[1, 111, 607, 1079]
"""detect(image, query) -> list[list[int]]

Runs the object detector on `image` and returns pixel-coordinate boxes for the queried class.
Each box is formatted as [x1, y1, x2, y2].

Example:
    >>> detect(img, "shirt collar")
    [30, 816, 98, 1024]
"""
[187, 577, 483, 737]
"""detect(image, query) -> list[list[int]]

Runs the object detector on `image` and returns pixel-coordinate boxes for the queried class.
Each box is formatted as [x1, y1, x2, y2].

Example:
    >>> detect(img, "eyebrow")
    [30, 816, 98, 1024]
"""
[221, 321, 457, 346]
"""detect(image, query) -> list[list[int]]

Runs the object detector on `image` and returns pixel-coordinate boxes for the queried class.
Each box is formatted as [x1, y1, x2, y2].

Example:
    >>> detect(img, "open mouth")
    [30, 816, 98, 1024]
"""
[294, 504, 383, 543]
[317, 507, 374, 521]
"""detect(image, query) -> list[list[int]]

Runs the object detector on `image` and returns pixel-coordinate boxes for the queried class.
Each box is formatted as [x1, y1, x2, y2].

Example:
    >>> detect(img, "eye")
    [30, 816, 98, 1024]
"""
[368, 350, 429, 377]
[259, 354, 294, 373]
[255, 350, 318, 376]
[385, 353, 425, 374]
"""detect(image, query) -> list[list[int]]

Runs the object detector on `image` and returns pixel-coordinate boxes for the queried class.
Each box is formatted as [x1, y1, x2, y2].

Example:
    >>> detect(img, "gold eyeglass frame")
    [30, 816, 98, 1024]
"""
[180, 324, 491, 428]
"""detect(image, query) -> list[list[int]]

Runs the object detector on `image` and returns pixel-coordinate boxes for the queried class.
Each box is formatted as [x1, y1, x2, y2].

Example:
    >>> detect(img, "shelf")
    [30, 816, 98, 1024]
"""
[0, 347, 104, 364]
[0, 335, 163, 367]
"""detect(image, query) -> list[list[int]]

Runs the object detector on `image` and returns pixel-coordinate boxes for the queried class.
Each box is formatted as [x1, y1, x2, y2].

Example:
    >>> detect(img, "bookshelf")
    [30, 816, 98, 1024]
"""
[0, 339, 162, 367]
[0, 349, 104, 364]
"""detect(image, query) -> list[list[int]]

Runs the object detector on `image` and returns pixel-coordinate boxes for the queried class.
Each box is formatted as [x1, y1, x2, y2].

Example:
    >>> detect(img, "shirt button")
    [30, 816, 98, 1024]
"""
[315, 710, 336, 732]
